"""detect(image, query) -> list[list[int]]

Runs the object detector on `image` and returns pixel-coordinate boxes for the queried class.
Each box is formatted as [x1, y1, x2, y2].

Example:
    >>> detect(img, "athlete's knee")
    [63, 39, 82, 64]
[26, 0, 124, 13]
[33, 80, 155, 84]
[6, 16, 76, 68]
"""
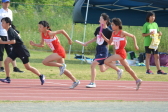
[4, 58, 12, 65]
[42, 60, 48, 65]
[100, 69, 105, 72]
[25, 65, 32, 70]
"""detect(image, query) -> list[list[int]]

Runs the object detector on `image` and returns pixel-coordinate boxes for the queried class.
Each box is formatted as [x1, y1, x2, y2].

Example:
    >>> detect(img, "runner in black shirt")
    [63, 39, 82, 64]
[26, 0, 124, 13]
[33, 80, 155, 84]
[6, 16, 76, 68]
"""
[0, 17, 45, 85]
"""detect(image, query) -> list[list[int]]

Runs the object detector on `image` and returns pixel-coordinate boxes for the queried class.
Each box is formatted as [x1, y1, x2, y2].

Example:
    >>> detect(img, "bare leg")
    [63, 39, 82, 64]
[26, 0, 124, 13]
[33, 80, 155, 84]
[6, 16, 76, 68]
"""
[42, 53, 63, 67]
[104, 54, 122, 71]
[90, 60, 99, 83]
[145, 53, 151, 70]
[24, 63, 41, 76]
[4, 57, 13, 77]
[154, 54, 160, 70]
[99, 64, 109, 72]
[119, 59, 139, 81]
[57, 58, 77, 82]
[11, 60, 17, 67]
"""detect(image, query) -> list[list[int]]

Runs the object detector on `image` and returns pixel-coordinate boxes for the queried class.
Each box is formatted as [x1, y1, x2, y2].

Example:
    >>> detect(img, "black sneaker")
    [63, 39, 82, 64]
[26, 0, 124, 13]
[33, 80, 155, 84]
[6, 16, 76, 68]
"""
[0, 77, 10, 83]
[0, 67, 5, 72]
[157, 70, 167, 75]
[39, 74, 45, 85]
[13, 67, 24, 73]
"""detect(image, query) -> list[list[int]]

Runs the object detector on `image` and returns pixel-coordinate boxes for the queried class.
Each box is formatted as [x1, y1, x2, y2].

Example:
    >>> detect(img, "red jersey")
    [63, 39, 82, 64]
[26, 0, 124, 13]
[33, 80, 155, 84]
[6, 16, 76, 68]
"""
[112, 30, 127, 59]
[41, 30, 66, 58]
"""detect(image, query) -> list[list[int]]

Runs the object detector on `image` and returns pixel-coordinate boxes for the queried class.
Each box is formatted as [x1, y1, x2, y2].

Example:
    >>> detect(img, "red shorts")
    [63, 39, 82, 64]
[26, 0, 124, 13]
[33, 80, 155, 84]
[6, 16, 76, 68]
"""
[116, 49, 127, 59]
[53, 45, 66, 58]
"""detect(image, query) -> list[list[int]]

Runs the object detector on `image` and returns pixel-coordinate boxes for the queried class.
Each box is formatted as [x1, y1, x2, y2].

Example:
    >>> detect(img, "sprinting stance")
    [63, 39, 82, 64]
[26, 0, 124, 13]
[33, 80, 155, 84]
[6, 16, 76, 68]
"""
[104, 18, 142, 90]
[30, 21, 80, 89]
[80, 13, 123, 88]
[142, 11, 167, 75]
[0, 17, 45, 85]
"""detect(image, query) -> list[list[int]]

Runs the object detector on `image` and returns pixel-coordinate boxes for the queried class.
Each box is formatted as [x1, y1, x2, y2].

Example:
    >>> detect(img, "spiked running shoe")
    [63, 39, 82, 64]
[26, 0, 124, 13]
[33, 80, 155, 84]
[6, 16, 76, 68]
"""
[117, 69, 123, 80]
[39, 74, 45, 85]
[136, 79, 142, 90]
[0, 77, 10, 83]
[86, 82, 96, 88]
[69, 80, 80, 89]
[59, 64, 66, 75]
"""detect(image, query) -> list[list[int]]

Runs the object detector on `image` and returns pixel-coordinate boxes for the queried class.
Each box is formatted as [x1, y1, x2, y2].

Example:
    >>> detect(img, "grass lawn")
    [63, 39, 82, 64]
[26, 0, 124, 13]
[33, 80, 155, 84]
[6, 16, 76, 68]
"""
[0, 50, 167, 82]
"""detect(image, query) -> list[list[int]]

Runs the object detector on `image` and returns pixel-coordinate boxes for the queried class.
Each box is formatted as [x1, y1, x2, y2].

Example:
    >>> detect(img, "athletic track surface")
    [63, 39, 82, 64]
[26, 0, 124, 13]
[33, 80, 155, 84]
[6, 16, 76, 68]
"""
[0, 79, 168, 101]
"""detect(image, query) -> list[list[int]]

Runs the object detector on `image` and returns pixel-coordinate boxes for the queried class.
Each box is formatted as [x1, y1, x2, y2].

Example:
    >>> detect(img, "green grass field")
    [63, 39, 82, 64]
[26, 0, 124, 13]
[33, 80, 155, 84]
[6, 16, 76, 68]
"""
[0, 50, 167, 82]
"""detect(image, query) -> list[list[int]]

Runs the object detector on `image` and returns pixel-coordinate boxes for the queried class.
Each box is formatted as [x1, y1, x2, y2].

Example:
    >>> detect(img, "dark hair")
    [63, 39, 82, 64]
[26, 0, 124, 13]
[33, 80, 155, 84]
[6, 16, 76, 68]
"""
[38, 21, 51, 31]
[101, 13, 111, 26]
[1, 17, 19, 33]
[112, 18, 122, 29]
[146, 11, 155, 22]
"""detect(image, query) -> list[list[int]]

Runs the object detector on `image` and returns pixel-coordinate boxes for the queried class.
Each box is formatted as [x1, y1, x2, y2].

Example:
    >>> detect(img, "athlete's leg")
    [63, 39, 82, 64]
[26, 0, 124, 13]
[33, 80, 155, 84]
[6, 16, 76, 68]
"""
[4, 57, 13, 77]
[119, 59, 138, 80]
[42, 53, 63, 67]
[104, 54, 121, 71]
[57, 58, 77, 82]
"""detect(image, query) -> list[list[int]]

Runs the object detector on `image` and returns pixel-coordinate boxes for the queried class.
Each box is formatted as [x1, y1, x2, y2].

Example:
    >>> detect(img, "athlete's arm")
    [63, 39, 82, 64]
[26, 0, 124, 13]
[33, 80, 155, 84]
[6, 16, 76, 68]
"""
[84, 37, 96, 46]
[0, 39, 15, 44]
[100, 32, 110, 44]
[122, 31, 139, 50]
[109, 36, 114, 45]
[30, 36, 45, 47]
[49, 30, 72, 45]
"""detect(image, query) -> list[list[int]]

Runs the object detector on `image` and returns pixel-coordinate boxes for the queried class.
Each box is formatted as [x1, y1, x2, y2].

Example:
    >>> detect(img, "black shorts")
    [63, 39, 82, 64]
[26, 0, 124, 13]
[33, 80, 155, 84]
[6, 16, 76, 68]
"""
[0, 36, 13, 61]
[8, 51, 29, 64]
[8, 45, 30, 64]
[94, 45, 108, 65]
[145, 46, 158, 54]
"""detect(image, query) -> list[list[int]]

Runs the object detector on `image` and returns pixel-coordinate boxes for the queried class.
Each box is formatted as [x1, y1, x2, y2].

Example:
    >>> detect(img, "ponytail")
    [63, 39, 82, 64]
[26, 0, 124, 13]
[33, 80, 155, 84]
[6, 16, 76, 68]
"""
[39, 21, 52, 31]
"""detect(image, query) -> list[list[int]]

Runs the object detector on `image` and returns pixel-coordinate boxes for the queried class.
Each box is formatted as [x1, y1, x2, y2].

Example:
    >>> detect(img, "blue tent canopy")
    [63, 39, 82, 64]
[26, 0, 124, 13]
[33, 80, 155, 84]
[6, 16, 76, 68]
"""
[73, 0, 168, 27]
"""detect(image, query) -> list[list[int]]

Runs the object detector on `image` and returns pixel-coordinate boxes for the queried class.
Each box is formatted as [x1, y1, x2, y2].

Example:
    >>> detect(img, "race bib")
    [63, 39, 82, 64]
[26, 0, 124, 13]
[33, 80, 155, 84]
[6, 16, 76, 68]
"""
[113, 37, 120, 49]
[96, 35, 104, 45]
[46, 42, 55, 51]
[150, 29, 157, 34]
[44, 38, 56, 51]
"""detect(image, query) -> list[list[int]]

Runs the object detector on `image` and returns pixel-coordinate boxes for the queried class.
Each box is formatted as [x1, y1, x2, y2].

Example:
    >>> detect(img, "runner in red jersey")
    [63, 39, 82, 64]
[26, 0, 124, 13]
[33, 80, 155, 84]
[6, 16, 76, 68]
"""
[103, 18, 142, 90]
[30, 21, 80, 89]
[112, 30, 127, 59]
[41, 30, 66, 58]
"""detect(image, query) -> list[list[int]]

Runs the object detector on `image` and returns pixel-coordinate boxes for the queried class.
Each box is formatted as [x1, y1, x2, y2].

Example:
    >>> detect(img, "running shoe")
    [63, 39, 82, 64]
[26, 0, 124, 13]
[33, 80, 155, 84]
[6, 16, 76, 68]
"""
[69, 80, 80, 89]
[0, 67, 4, 72]
[146, 69, 154, 74]
[13, 67, 24, 73]
[157, 70, 167, 75]
[86, 82, 96, 88]
[117, 69, 123, 80]
[0, 77, 10, 83]
[136, 79, 142, 90]
[59, 64, 66, 75]
[39, 74, 45, 85]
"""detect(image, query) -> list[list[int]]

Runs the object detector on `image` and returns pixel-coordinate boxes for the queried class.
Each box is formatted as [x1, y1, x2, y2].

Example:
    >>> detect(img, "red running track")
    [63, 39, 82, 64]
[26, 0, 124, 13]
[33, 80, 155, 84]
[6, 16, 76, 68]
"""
[0, 79, 168, 101]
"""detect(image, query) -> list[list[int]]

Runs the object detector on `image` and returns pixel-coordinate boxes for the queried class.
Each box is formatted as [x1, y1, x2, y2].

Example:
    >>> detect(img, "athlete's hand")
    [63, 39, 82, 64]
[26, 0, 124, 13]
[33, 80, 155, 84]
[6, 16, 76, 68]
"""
[135, 45, 139, 50]
[68, 40, 73, 45]
[30, 41, 35, 46]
